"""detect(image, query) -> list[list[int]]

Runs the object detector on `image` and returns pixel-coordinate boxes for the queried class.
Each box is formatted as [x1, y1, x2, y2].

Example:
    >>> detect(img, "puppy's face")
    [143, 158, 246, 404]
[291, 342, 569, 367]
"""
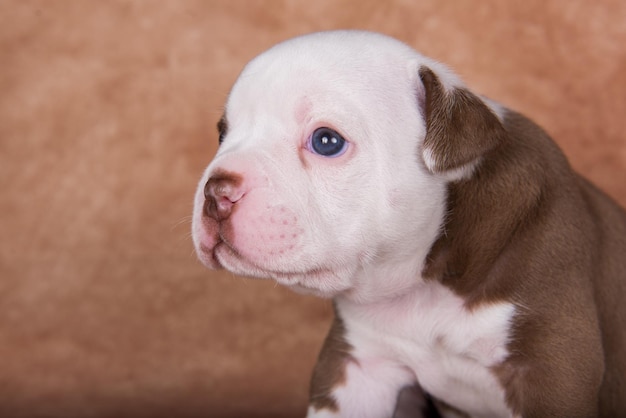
[192, 32, 467, 299]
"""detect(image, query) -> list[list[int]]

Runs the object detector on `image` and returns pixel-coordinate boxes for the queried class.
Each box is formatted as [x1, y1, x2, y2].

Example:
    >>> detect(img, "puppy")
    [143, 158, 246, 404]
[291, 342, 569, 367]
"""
[192, 31, 626, 417]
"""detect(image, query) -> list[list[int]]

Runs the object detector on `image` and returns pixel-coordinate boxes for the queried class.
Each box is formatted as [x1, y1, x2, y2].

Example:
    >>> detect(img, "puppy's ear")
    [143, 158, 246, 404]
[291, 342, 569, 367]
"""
[419, 66, 507, 179]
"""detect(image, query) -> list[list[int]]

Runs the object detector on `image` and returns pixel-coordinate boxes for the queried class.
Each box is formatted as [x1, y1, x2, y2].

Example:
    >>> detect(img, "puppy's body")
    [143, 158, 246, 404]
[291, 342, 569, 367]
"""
[192, 31, 626, 417]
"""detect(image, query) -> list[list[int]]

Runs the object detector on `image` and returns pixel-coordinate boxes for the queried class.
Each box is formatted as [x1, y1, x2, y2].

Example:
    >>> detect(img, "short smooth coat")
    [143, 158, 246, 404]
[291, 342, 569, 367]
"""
[192, 31, 626, 417]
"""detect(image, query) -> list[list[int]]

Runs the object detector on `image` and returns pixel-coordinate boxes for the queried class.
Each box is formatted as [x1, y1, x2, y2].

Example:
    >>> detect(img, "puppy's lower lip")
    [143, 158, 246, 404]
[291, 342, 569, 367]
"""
[214, 240, 244, 267]
[199, 240, 223, 268]
[215, 243, 320, 279]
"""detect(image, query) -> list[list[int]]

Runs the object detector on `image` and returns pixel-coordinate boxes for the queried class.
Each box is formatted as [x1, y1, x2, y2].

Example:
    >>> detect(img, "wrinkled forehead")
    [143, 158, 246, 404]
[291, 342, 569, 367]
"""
[225, 32, 420, 121]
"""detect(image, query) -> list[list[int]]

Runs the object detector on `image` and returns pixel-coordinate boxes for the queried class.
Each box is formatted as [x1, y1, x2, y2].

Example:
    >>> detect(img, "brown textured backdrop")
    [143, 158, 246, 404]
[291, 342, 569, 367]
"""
[1, 1, 625, 417]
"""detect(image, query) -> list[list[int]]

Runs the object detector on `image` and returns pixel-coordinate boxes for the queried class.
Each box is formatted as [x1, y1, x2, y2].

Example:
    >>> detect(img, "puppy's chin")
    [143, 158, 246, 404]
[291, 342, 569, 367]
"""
[210, 243, 354, 298]
[285, 284, 339, 298]
[195, 244, 222, 270]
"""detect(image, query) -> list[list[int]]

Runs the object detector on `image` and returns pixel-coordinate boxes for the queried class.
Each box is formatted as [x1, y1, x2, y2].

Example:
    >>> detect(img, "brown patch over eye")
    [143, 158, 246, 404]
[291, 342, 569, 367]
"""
[217, 115, 228, 145]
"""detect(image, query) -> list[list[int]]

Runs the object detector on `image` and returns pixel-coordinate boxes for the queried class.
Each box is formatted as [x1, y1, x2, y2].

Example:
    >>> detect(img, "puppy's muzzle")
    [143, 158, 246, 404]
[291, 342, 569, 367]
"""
[203, 171, 244, 221]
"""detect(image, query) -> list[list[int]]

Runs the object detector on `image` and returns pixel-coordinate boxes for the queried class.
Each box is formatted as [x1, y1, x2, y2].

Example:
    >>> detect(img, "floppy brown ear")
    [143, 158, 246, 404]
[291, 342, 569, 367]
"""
[419, 66, 507, 176]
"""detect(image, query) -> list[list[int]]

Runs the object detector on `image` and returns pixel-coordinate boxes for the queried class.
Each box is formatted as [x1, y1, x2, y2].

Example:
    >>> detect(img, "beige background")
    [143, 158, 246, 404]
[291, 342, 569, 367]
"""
[1, 1, 625, 417]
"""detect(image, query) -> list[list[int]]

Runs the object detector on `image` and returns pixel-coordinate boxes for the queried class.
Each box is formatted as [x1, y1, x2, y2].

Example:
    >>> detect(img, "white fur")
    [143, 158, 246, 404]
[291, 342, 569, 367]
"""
[192, 30, 450, 301]
[422, 147, 481, 181]
[331, 283, 516, 418]
[192, 30, 516, 417]
[321, 359, 415, 418]
[307, 285, 515, 418]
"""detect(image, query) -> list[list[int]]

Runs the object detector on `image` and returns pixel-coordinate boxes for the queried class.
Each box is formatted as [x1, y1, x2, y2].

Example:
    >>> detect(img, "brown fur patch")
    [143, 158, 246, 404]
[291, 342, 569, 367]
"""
[419, 66, 507, 173]
[422, 107, 626, 415]
[217, 114, 228, 144]
[309, 308, 355, 412]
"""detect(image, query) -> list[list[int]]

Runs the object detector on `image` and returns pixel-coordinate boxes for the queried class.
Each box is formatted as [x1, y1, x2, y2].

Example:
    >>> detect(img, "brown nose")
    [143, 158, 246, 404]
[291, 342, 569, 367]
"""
[203, 171, 244, 221]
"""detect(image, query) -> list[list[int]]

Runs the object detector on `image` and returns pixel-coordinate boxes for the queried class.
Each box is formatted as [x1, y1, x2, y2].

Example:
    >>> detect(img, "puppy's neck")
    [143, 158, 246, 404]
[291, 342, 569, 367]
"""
[341, 263, 425, 305]
[336, 217, 445, 306]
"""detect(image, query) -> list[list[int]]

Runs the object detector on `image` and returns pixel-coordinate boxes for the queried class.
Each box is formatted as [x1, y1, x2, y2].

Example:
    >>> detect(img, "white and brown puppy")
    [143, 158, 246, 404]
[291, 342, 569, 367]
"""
[191, 31, 626, 417]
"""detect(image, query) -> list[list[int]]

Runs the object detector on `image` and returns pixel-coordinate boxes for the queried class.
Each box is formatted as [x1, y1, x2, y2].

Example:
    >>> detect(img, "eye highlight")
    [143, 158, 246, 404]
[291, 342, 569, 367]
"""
[309, 127, 348, 157]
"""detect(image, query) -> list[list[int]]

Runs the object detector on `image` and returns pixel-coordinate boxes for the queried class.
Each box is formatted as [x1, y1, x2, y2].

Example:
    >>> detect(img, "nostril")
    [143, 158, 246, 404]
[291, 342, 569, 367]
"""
[213, 193, 235, 217]
[203, 181, 212, 201]
[203, 170, 244, 221]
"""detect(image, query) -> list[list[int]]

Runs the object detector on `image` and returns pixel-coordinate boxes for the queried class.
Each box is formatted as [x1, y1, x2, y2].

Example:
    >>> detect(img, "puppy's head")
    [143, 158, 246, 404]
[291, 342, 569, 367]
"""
[192, 31, 505, 299]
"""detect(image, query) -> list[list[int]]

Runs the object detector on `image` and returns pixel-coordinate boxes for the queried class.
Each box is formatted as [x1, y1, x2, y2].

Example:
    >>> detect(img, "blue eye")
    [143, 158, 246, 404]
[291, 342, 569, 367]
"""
[310, 127, 348, 157]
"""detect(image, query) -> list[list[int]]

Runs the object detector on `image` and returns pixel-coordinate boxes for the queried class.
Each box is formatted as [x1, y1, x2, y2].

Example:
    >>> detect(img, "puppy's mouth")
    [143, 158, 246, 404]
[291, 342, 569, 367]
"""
[206, 238, 344, 296]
